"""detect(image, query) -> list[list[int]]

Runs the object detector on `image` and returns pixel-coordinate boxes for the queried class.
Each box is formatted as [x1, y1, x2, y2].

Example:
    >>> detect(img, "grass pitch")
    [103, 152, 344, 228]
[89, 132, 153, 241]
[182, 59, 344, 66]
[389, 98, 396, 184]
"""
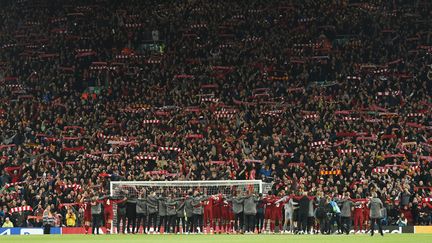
[2, 234, 432, 243]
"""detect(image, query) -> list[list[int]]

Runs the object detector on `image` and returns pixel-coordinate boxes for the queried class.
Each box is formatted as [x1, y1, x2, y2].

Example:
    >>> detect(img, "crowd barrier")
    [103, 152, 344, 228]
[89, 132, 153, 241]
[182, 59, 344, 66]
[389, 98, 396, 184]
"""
[61, 227, 108, 234]
[0, 227, 61, 235]
[1, 226, 431, 235]
[414, 226, 432, 234]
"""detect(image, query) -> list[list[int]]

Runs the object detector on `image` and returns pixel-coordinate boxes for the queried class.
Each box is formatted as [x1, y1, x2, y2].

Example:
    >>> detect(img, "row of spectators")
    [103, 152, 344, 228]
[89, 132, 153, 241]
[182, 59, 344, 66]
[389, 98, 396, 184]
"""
[0, 0, 431, 228]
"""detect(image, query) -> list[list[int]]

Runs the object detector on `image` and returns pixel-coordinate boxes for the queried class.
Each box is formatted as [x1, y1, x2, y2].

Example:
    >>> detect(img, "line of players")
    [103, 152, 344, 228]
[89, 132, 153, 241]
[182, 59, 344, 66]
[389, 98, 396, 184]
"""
[80, 188, 376, 235]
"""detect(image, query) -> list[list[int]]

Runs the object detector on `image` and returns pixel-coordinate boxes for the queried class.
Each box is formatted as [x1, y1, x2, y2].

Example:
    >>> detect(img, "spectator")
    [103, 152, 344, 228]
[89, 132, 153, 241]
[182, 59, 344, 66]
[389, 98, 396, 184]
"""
[412, 198, 420, 225]
[2, 217, 13, 228]
[0, 207, 5, 226]
[65, 208, 77, 227]
[0, 0, 430, 231]
[42, 206, 54, 234]
[259, 165, 272, 178]
[397, 213, 408, 227]
[419, 203, 432, 225]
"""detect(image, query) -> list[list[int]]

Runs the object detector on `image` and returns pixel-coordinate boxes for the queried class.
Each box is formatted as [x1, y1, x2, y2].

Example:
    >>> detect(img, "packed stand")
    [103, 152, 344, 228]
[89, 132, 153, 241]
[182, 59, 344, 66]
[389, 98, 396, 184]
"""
[0, 0, 431, 232]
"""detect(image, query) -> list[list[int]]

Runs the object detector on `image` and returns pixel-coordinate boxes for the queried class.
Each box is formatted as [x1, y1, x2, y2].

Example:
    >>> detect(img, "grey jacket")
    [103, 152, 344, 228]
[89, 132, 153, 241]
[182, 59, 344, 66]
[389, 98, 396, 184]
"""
[166, 198, 177, 216]
[146, 195, 159, 214]
[230, 196, 244, 214]
[91, 202, 102, 215]
[308, 199, 315, 217]
[176, 200, 185, 217]
[136, 198, 147, 215]
[157, 196, 167, 216]
[369, 197, 383, 219]
[184, 197, 194, 217]
[243, 195, 258, 215]
[340, 199, 354, 217]
[191, 196, 205, 215]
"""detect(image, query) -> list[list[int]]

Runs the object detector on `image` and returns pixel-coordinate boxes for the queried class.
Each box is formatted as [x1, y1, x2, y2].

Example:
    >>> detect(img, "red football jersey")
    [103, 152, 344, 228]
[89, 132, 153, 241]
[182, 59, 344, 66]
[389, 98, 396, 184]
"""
[212, 194, 224, 206]
[103, 198, 114, 212]
[272, 196, 282, 214]
[222, 200, 231, 214]
[203, 196, 214, 210]
[264, 195, 277, 211]
[354, 202, 365, 214]
[83, 202, 92, 219]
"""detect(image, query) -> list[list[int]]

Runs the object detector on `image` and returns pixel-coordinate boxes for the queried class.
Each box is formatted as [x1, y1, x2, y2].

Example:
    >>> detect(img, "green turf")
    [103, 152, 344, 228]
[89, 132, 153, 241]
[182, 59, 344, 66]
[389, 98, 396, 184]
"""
[2, 234, 432, 243]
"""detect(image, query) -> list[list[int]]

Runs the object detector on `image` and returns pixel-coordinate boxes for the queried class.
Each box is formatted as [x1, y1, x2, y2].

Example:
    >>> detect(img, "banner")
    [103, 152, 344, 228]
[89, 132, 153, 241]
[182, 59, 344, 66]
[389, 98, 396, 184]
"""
[61, 227, 107, 234]
[0, 227, 61, 235]
[348, 226, 414, 234]
[0, 226, 419, 235]
[414, 226, 432, 234]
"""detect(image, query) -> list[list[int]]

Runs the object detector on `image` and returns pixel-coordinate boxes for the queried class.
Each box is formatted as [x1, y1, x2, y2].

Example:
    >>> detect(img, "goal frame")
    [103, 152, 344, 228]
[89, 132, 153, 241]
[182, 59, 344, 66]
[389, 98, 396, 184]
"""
[110, 180, 264, 196]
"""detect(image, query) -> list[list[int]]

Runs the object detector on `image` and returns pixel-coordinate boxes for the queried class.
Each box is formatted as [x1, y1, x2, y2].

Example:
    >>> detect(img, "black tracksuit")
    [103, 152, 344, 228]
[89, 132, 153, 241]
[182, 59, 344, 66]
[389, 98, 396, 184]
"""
[126, 199, 137, 233]
[298, 196, 310, 232]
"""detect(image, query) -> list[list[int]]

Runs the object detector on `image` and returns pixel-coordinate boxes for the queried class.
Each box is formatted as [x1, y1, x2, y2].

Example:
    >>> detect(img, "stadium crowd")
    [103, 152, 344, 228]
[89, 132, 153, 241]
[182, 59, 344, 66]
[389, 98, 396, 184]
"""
[0, 0, 431, 234]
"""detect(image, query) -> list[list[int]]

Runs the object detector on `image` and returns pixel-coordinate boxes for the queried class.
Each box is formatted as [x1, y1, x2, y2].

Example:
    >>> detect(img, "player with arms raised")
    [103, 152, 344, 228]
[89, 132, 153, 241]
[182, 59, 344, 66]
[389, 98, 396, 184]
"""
[211, 191, 224, 233]
[100, 192, 127, 234]
[80, 193, 92, 234]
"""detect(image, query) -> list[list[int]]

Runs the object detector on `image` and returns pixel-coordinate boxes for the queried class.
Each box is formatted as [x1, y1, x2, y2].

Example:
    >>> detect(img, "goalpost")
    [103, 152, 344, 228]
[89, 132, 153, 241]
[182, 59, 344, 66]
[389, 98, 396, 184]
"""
[110, 180, 264, 196]
[110, 180, 265, 233]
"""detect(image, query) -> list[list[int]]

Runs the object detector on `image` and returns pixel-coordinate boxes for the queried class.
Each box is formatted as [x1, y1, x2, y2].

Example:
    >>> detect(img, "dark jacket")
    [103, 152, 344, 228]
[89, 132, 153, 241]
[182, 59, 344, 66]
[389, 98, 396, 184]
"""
[146, 195, 158, 214]
[257, 199, 265, 214]
[298, 196, 310, 215]
[315, 197, 327, 219]
[166, 198, 177, 216]
[136, 198, 147, 215]
[176, 200, 185, 217]
[157, 196, 167, 216]
[184, 196, 193, 217]
[126, 199, 137, 217]
[117, 200, 127, 216]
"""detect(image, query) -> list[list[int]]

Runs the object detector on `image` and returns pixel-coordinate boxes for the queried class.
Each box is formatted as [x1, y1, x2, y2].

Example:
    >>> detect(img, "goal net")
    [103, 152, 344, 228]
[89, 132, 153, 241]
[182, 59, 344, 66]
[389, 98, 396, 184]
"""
[110, 180, 263, 233]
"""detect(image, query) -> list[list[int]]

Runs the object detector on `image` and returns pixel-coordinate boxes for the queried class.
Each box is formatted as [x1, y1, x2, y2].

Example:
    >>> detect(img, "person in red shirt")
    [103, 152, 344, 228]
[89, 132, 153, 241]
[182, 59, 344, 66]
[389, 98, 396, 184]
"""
[99, 194, 126, 234]
[272, 193, 282, 232]
[221, 199, 233, 233]
[363, 202, 370, 232]
[81, 197, 92, 234]
[102, 197, 114, 233]
[263, 191, 276, 232]
[203, 196, 214, 232]
[353, 196, 366, 233]
[211, 193, 224, 233]
[4, 167, 21, 183]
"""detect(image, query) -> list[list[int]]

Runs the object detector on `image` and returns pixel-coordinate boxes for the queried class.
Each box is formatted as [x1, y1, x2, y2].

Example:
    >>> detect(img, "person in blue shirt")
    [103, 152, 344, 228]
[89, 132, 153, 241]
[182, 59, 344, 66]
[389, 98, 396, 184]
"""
[329, 198, 342, 234]
[259, 164, 272, 178]
[0, 209, 5, 226]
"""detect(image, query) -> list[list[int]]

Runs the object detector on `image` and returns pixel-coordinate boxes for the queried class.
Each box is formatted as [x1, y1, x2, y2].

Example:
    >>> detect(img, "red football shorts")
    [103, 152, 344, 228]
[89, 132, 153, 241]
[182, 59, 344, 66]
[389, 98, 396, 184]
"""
[104, 210, 113, 222]
[213, 206, 222, 219]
